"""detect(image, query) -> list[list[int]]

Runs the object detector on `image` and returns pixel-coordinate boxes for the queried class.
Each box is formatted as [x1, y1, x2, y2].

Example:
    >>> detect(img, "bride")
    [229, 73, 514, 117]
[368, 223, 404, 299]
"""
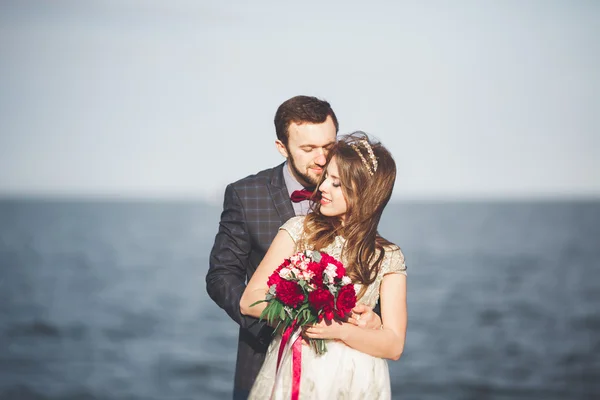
[240, 132, 407, 399]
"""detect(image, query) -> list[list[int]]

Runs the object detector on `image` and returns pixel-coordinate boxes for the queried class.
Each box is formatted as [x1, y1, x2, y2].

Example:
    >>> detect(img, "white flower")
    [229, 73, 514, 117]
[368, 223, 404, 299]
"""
[279, 267, 292, 279]
[324, 264, 337, 282]
[296, 259, 309, 271]
[290, 252, 305, 265]
[266, 284, 276, 300]
[301, 270, 315, 281]
[341, 276, 352, 286]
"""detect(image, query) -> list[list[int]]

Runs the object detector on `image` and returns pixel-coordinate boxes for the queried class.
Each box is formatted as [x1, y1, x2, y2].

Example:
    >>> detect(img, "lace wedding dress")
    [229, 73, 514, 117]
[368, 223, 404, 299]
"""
[249, 216, 407, 400]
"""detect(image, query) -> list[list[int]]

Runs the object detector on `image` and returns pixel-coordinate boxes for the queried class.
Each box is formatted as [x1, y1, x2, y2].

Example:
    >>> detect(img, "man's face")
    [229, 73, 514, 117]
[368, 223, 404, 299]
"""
[276, 116, 337, 188]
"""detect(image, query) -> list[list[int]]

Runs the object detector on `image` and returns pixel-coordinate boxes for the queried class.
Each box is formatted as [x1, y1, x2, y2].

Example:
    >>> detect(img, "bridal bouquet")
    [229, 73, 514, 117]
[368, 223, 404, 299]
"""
[251, 250, 357, 355]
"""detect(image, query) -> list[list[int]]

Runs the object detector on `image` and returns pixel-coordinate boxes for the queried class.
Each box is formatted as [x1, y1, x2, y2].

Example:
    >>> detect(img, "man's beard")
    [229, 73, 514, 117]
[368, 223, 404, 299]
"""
[288, 153, 320, 188]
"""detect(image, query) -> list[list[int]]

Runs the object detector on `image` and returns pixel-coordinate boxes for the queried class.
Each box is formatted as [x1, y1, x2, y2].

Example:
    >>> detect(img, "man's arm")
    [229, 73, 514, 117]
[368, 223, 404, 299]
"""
[206, 184, 269, 339]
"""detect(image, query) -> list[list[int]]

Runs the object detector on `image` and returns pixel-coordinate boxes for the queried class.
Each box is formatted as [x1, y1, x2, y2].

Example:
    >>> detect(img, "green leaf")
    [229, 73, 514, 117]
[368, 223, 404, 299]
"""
[269, 303, 278, 322]
[250, 300, 266, 308]
[271, 303, 282, 323]
[298, 312, 305, 326]
[279, 307, 286, 321]
[259, 307, 269, 321]
[312, 251, 322, 262]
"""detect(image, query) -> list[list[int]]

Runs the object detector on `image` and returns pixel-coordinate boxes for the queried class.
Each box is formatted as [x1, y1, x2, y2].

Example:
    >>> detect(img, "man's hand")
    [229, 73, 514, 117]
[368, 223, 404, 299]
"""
[346, 304, 382, 330]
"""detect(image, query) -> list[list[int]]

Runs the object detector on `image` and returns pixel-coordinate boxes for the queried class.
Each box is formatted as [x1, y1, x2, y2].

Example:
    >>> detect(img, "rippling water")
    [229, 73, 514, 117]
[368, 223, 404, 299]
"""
[1, 199, 599, 399]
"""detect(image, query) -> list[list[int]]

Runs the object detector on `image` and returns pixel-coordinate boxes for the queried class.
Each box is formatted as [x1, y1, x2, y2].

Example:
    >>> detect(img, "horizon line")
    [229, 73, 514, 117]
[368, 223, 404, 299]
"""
[1, 191, 599, 204]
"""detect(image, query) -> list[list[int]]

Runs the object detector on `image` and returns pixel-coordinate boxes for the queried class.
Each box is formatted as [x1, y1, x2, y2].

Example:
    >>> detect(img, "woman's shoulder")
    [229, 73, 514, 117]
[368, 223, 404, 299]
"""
[281, 215, 306, 229]
[380, 243, 407, 275]
[279, 216, 306, 242]
[382, 243, 403, 256]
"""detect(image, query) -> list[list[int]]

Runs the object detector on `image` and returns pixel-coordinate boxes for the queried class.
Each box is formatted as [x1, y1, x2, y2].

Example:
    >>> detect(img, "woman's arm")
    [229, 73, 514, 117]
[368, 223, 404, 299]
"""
[239, 229, 296, 318]
[304, 272, 407, 360]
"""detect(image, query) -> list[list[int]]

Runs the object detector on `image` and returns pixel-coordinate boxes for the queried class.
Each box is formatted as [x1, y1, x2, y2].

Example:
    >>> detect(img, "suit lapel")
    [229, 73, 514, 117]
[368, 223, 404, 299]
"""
[268, 163, 295, 223]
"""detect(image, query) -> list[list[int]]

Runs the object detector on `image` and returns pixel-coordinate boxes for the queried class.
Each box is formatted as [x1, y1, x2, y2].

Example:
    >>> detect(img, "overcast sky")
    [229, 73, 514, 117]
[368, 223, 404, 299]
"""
[1, 0, 598, 202]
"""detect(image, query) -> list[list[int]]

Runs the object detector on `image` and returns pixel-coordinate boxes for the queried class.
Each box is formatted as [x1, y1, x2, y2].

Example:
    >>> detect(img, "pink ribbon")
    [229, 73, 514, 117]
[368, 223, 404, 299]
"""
[274, 323, 302, 400]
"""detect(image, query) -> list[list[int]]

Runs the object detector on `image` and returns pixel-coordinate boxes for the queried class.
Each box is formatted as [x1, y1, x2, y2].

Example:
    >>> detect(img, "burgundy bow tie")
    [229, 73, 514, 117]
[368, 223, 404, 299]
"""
[290, 189, 314, 203]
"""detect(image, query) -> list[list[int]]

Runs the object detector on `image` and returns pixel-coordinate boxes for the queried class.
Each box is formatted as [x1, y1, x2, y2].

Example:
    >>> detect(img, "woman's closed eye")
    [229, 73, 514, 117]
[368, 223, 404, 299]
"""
[323, 173, 341, 188]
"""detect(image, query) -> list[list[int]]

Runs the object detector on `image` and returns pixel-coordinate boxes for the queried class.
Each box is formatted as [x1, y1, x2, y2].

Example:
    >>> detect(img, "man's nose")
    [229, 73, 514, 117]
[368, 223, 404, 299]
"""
[315, 149, 326, 166]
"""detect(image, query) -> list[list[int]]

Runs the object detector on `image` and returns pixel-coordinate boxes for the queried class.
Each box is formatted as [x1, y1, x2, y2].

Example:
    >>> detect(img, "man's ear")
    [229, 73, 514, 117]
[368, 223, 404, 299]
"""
[275, 140, 289, 158]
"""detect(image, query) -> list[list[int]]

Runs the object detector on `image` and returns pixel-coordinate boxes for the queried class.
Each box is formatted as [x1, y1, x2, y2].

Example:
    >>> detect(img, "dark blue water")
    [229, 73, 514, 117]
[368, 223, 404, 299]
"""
[1, 199, 599, 399]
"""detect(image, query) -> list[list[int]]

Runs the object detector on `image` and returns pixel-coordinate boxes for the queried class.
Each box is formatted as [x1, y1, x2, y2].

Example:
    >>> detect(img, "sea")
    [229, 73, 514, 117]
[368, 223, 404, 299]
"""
[0, 199, 599, 400]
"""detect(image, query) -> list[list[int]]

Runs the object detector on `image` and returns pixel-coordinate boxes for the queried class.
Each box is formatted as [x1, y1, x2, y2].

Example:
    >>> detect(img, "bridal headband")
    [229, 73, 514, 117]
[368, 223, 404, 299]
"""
[350, 139, 378, 176]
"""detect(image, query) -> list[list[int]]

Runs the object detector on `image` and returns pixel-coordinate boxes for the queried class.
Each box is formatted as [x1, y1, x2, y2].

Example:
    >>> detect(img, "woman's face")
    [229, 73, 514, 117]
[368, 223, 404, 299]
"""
[318, 157, 348, 220]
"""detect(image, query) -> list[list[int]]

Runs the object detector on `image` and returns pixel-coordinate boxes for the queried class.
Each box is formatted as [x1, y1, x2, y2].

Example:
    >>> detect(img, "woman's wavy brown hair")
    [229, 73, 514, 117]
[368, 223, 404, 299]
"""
[303, 132, 397, 298]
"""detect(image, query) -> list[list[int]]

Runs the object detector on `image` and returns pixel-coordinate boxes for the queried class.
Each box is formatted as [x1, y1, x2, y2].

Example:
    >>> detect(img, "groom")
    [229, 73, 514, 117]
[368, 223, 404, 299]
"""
[206, 95, 379, 399]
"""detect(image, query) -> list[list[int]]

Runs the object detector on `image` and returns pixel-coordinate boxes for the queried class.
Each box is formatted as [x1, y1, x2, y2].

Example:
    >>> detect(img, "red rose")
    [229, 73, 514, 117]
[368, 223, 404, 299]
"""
[319, 253, 345, 281]
[307, 261, 325, 288]
[335, 284, 357, 318]
[320, 253, 340, 266]
[319, 253, 332, 263]
[275, 280, 304, 308]
[325, 309, 335, 321]
[276, 259, 291, 271]
[308, 288, 335, 320]
[335, 264, 345, 280]
[267, 271, 283, 287]
[268, 259, 293, 287]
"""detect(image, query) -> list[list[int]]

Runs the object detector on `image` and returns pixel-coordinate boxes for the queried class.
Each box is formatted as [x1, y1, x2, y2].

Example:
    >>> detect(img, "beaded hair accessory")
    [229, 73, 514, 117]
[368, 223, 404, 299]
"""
[350, 139, 378, 176]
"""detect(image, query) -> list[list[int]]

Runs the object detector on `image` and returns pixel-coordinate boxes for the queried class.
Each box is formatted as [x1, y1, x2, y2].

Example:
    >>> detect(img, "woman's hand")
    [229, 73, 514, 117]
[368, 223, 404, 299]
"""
[303, 319, 348, 341]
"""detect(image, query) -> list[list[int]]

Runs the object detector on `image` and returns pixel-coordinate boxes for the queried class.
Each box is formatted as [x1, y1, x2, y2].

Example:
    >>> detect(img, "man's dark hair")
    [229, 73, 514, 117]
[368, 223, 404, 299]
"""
[274, 95, 339, 146]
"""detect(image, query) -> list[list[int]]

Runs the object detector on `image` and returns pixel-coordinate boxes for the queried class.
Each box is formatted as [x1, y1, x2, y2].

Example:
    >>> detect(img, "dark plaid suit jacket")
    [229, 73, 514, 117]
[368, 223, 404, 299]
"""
[206, 162, 295, 395]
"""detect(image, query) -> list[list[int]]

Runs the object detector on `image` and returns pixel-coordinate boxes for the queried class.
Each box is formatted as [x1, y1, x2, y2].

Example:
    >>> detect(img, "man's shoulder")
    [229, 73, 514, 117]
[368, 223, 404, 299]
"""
[229, 163, 284, 190]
